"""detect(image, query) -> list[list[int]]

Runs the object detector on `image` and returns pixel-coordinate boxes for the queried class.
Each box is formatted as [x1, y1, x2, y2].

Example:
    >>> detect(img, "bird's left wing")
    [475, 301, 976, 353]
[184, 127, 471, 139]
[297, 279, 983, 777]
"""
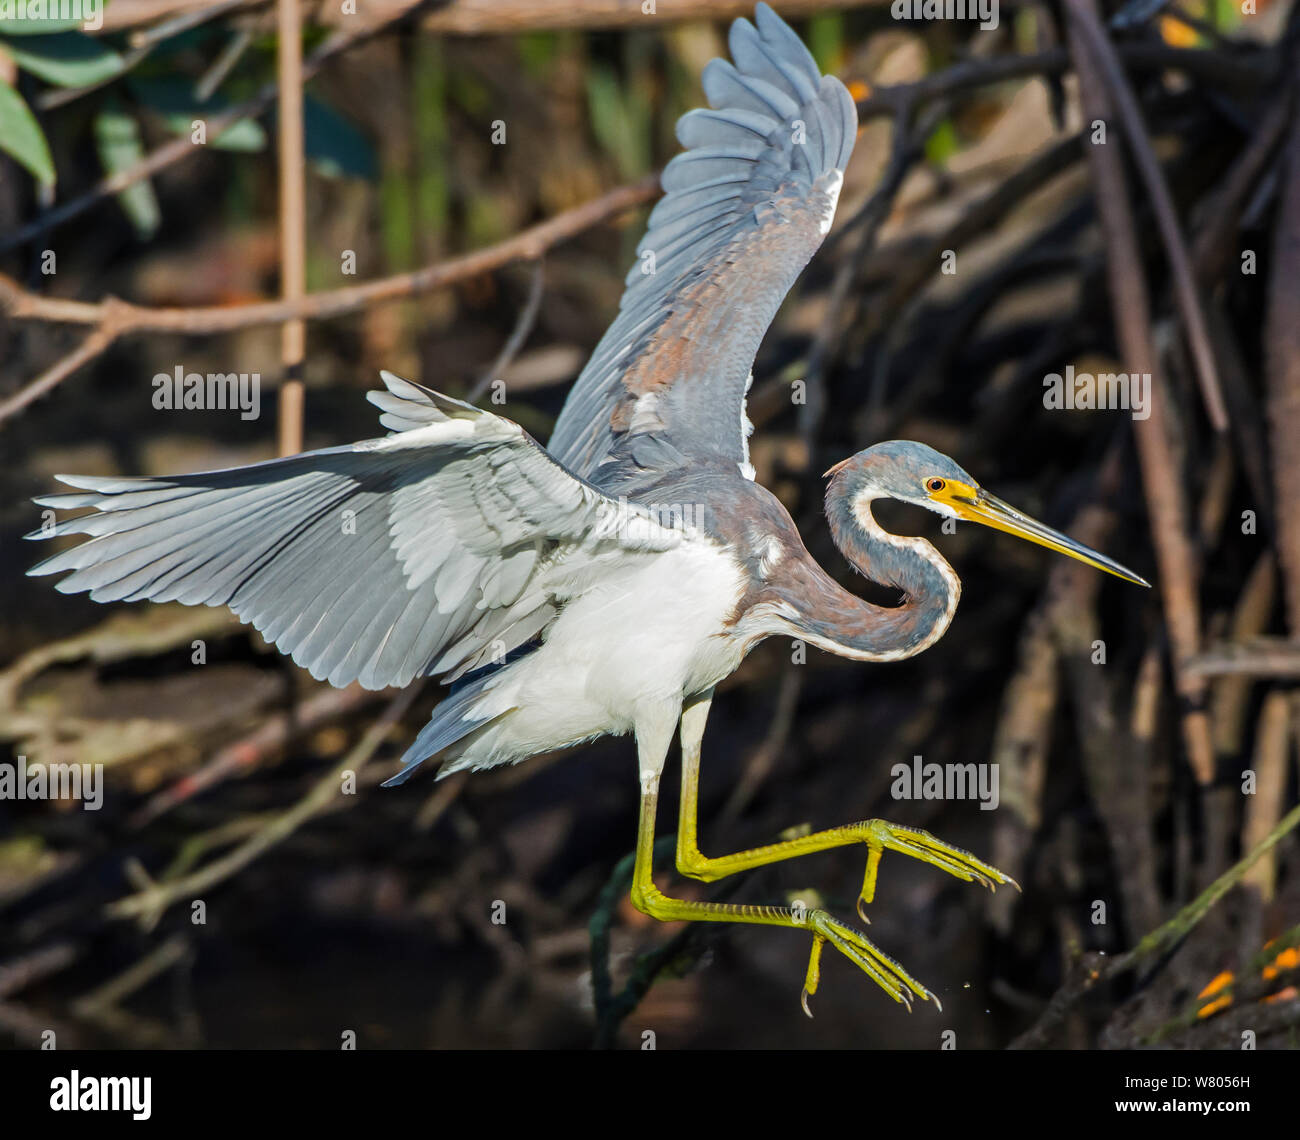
[547, 2, 856, 483]
[27, 373, 683, 690]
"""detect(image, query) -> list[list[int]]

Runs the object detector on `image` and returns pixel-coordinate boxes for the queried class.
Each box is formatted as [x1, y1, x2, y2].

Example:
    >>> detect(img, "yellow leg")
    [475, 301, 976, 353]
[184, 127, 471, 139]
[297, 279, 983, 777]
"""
[631, 768, 937, 1013]
[674, 694, 1018, 925]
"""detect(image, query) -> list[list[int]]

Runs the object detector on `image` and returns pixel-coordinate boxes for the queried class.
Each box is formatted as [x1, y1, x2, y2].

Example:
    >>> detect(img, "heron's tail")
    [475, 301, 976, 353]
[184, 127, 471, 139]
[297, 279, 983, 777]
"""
[381, 667, 513, 786]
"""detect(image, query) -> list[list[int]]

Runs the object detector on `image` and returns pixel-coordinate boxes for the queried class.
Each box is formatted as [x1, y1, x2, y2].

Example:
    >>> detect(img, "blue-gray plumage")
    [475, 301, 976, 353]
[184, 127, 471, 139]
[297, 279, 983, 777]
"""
[548, 1, 854, 482]
[26, 4, 1147, 1012]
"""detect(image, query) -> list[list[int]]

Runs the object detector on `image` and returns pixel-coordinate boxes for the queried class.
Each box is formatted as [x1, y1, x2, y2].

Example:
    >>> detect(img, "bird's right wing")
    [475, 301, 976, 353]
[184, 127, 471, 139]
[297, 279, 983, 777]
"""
[547, 2, 856, 483]
[27, 373, 685, 690]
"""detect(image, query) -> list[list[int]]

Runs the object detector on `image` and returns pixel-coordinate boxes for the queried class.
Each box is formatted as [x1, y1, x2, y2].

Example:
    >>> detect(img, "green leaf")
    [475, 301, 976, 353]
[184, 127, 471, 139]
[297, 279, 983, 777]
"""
[0, 76, 54, 186]
[585, 63, 645, 180]
[5, 31, 124, 87]
[1213, 0, 1242, 30]
[0, 16, 85, 36]
[517, 31, 556, 79]
[301, 93, 376, 180]
[807, 13, 843, 73]
[925, 118, 960, 166]
[175, 113, 264, 150]
[94, 100, 159, 237]
[129, 76, 266, 152]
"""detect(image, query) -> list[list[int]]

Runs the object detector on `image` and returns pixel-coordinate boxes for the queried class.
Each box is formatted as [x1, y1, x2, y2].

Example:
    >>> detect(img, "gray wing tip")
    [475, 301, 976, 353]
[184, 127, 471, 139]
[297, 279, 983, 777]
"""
[375, 370, 448, 412]
[369, 370, 482, 430]
[32, 490, 90, 509]
[703, 8, 854, 178]
[730, 7, 757, 38]
[378, 369, 427, 398]
[49, 473, 134, 491]
[28, 481, 113, 544]
[753, 2, 821, 77]
[821, 73, 859, 172]
[547, 2, 854, 475]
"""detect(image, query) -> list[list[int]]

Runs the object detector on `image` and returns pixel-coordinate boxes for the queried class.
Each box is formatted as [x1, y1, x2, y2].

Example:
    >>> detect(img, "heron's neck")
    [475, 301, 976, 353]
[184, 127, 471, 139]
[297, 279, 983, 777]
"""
[782, 488, 961, 663]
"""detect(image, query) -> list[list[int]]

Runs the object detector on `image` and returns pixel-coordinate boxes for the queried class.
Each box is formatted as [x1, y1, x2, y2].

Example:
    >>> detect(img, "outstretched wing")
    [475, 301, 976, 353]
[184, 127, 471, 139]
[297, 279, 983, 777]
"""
[547, 2, 856, 483]
[27, 374, 682, 690]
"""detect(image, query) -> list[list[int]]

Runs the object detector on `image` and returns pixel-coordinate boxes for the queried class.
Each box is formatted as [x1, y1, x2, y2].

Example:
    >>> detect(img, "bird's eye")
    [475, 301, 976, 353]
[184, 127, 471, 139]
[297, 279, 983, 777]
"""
[926, 478, 946, 493]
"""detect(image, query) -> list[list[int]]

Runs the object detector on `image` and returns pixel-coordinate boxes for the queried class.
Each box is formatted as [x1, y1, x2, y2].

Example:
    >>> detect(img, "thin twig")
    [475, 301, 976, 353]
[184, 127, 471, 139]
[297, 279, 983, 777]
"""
[38, 42, 155, 111]
[129, 0, 254, 47]
[128, 682, 383, 828]
[100, 0, 880, 36]
[0, 324, 120, 425]
[196, 26, 256, 107]
[1242, 692, 1290, 899]
[1011, 800, 1300, 1048]
[802, 97, 930, 442]
[1188, 637, 1300, 678]
[854, 43, 1267, 123]
[1263, 52, 1300, 632]
[0, 943, 79, 1000]
[0, 176, 657, 425]
[1066, 0, 1214, 782]
[467, 258, 545, 404]
[1066, 0, 1228, 431]
[0, 0, 428, 257]
[1192, 92, 1292, 284]
[70, 935, 190, 1019]
[276, 0, 307, 456]
[105, 684, 422, 930]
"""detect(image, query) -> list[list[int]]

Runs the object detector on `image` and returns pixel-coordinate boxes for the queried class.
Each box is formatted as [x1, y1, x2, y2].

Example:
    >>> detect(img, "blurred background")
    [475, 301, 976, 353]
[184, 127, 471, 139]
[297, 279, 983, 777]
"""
[1, 0, 1298, 1049]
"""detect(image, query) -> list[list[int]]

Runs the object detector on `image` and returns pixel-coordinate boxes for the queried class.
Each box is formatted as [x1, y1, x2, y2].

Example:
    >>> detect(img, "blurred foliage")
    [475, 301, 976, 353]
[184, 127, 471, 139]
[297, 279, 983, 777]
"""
[2, 0, 1297, 1053]
[0, 73, 53, 187]
[94, 97, 160, 237]
[0, 14, 380, 238]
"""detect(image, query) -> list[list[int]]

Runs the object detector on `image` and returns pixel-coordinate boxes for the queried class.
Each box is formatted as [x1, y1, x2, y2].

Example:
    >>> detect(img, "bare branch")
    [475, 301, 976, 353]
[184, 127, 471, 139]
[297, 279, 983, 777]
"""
[1066, 0, 1228, 431]
[101, 0, 883, 37]
[0, 175, 657, 424]
[0, 325, 120, 425]
[1065, 0, 1214, 782]
[276, 0, 308, 455]
[0, 0, 428, 257]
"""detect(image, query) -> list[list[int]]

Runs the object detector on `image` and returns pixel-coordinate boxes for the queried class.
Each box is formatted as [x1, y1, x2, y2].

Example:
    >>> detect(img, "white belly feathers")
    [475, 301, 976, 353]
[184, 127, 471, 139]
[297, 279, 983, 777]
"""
[453, 537, 749, 769]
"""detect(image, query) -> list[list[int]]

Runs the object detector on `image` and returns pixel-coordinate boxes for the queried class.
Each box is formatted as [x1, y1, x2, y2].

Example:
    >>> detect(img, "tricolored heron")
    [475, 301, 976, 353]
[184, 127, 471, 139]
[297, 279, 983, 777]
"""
[28, 3, 1147, 1013]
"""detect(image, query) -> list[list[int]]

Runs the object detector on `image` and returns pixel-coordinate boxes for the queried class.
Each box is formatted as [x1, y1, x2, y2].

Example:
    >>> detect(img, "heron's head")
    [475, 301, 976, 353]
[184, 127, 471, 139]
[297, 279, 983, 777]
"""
[825, 440, 1149, 586]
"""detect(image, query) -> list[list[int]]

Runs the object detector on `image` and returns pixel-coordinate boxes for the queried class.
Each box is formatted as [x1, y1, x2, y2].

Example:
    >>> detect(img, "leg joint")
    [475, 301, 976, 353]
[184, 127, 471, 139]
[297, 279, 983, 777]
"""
[675, 850, 721, 882]
[630, 881, 670, 920]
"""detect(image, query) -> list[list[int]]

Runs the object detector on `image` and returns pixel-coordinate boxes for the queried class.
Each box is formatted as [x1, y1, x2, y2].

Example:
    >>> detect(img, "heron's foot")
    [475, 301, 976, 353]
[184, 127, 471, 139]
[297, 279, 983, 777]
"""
[854, 820, 1019, 924]
[629, 884, 940, 1014]
[800, 908, 937, 1016]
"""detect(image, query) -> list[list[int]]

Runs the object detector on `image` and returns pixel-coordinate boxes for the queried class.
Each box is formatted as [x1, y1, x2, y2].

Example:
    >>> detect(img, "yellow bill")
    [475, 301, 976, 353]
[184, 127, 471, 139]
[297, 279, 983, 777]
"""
[934, 482, 1150, 587]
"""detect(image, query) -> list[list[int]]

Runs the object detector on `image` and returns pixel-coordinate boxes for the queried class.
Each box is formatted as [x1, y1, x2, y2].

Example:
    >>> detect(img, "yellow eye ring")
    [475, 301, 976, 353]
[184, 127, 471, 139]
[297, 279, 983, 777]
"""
[926, 478, 946, 493]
